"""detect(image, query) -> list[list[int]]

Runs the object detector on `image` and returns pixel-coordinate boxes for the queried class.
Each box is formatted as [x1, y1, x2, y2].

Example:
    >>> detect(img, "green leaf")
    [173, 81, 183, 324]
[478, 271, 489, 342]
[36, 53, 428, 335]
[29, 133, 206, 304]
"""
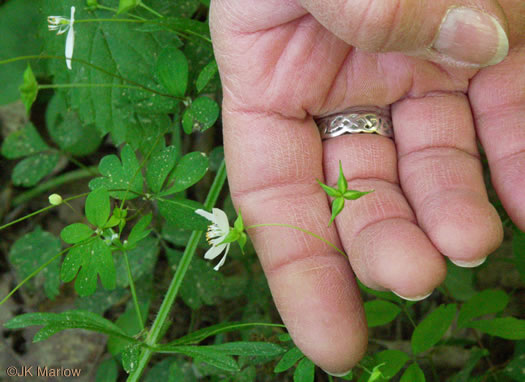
[466, 317, 525, 340]
[126, 214, 153, 247]
[12, 153, 60, 188]
[443, 261, 476, 301]
[168, 321, 285, 346]
[45, 93, 102, 156]
[343, 190, 373, 200]
[4, 310, 127, 342]
[274, 347, 304, 373]
[163, 345, 240, 372]
[95, 358, 118, 382]
[158, 197, 208, 230]
[457, 289, 509, 328]
[108, 304, 148, 356]
[373, 350, 410, 380]
[156, 47, 189, 97]
[411, 304, 457, 354]
[116, 237, 159, 288]
[512, 228, 525, 283]
[162, 151, 209, 195]
[317, 180, 341, 198]
[42, 4, 178, 138]
[19, 64, 38, 114]
[293, 357, 315, 382]
[400, 363, 425, 382]
[122, 343, 140, 373]
[337, 161, 348, 192]
[183, 96, 220, 133]
[8, 226, 61, 300]
[61, 223, 94, 244]
[86, 188, 111, 228]
[364, 300, 401, 327]
[146, 146, 178, 194]
[329, 197, 345, 226]
[196, 59, 218, 92]
[206, 342, 285, 357]
[89, 145, 143, 200]
[1, 123, 49, 159]
[165, 248, 223, 309]
[0, 0, 43, 105]
[60, 238, 116, 297]
[117, 0, 140, 14]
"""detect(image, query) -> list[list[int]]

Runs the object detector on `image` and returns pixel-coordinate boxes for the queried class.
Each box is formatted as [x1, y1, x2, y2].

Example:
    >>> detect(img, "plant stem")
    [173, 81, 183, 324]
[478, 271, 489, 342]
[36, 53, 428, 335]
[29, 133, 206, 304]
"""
[1, 193, 89, 231]
[124, 250, 144, 330]
[246, 223, 347, 258]
[95, 5, 146, 20]
[0, 55, 177, 99]
[401, 303, 417, 328]
[39, 83, 152, 92]
[127, 160, 227, 382]
[75, 18, 144, 24]
[138, 2, 164, 18]
[12, 167, 97, 206]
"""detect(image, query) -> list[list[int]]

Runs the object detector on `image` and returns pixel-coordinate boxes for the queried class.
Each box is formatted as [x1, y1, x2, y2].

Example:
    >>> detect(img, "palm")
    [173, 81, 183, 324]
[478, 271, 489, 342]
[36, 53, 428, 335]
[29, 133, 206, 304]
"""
[211, 0, 525, 374]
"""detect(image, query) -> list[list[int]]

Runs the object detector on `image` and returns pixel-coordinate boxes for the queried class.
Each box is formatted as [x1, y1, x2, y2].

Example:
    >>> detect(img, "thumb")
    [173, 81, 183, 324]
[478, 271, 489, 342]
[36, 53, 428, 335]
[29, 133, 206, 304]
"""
[299, 0, 509, 67]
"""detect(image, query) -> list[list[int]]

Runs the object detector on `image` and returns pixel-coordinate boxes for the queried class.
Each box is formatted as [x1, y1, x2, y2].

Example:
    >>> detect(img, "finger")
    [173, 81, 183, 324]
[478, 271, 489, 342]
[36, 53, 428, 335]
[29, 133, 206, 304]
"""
[298, 0, 509, 67]
[470, 48, 525, 230]
[393, 93, 503, 267]
[323, 134, 447, 299]
[223, 106, 367, 374]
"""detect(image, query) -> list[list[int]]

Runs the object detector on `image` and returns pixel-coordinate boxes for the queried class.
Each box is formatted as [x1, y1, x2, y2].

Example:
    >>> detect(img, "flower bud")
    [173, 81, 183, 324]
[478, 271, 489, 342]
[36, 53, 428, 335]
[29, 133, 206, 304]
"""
[48, 193, 63, 205]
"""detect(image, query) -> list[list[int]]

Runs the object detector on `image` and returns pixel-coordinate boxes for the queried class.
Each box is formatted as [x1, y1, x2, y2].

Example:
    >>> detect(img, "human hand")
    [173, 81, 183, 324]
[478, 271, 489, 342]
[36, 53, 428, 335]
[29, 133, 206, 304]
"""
[210, 0, 525, 375]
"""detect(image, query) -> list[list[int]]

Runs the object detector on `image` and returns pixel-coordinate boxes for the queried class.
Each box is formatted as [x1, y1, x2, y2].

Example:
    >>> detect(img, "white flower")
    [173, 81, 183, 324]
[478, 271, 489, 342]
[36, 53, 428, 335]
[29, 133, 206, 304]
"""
[196, 208, 231, 271]
[48, 6, 75, 70]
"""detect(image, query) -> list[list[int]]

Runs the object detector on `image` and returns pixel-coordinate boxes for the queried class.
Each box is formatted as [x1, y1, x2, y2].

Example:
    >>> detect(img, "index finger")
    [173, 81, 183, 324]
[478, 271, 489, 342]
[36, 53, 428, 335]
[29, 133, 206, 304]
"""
[222, 106, 368, 375]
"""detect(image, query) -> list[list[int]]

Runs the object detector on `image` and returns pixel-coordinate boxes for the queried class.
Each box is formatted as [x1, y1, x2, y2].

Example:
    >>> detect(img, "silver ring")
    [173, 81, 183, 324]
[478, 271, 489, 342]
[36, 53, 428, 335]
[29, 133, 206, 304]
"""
[315, 106, 394, 139]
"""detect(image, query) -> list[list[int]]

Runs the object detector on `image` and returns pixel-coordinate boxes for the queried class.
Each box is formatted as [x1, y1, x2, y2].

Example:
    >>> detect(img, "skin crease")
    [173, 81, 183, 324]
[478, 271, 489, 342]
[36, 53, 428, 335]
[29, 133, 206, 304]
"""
[210, 0, 525, 374]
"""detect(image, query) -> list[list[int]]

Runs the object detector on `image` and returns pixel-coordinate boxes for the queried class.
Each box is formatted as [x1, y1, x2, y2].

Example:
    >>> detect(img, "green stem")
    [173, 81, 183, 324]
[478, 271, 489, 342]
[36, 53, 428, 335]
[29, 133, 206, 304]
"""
[127, 160, 227, 382]
[246, 223, 347, 258]
[1, 193, 89, 231]
[138, 2, 164, 18]
[401, 303, 417, 328]
[39, 83, 150, 92]
[12, 168, 97, 206]
[75, 18, 144, 24]
[124, 250, 144, 330]
[0, 55, 177, 99]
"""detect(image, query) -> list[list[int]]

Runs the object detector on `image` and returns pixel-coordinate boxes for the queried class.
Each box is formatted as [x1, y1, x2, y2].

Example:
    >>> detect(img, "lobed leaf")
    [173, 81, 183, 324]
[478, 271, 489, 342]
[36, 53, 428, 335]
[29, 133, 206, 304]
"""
[160, 345, 240, 372]
[1, 123, 49, 159]
[61, 223, 94, 244]
[12, 153, 60, 188]
[196, 59, 218, 92]
[146, 146, 178, 194]
[89, 145, 143, 200]
[156, 47, 188, 97]
[162, 151, 209, 195]
[205, 342, 285, 357]
[85, 188, 111, 228]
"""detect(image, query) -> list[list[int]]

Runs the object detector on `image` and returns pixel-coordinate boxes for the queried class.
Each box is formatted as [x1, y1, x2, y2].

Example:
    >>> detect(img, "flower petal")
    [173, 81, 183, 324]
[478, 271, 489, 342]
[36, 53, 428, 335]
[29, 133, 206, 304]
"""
[203, 243, 226, 260]
[195, 208, 215, 222]
[213, 244, 230, 271]
[212, 208, 230, 232]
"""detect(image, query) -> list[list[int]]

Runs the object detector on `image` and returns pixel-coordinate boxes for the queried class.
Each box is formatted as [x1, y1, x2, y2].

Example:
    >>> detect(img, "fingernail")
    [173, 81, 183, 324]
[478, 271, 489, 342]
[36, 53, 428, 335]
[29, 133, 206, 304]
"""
[393, 291, 433, 302]
[450, 256, 487, 268]
[322, 368, 353, 377]
[434, 7, 509, 66]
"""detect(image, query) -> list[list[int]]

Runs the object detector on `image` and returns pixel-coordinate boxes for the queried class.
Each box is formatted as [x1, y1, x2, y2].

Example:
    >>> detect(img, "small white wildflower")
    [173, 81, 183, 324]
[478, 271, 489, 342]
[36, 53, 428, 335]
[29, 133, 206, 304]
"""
[48, 6, 75, 70]
[195, 208, 231, 271]
[48, 193, 63, 205]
